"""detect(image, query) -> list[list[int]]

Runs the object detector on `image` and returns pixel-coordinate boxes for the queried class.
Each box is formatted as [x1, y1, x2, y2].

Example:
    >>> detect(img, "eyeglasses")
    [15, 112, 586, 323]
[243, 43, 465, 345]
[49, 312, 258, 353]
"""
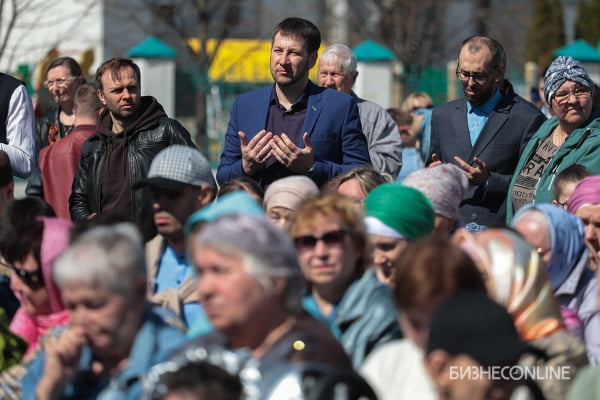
[6, 262, 44, 289]
[293, 229, 347, 251]
[456, 67, 498, 85]
[553, 87, 590, 104]
[42, 76, 79, 89]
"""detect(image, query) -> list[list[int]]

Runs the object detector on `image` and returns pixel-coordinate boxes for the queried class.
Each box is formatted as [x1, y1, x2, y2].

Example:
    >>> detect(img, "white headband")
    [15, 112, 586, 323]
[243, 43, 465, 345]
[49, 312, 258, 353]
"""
[364, 216, 405, 239]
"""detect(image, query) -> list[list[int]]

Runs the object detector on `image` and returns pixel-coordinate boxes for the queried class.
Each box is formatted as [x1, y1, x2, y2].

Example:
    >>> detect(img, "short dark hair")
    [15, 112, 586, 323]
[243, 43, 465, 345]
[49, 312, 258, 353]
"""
[46, 57, 83, 78]
[0, 197, 56, 266]
[553, 164, 590, 199]
[95, 57, 141, 91]
[272, 17, 321, 54]
[150, 361, 242, 400]
[74, 83, 101, 119]
[217, 176, 264, 203]
[458, 35, 502, 70]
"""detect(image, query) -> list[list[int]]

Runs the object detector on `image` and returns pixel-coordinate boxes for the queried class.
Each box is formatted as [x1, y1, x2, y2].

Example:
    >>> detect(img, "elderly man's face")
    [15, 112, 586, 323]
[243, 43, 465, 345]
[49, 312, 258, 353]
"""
[317, 59, 356, 94]
[194, 246, 271, 336]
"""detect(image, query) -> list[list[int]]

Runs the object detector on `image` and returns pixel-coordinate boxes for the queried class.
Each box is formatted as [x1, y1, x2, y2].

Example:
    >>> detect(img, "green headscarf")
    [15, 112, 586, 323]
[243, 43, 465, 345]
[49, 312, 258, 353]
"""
[364, 183, 435, 240]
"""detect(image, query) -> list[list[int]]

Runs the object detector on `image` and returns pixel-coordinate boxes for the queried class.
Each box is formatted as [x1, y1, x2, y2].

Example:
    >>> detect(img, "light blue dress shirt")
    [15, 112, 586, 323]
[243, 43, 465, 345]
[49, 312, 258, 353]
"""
[466, 89, 502, 146]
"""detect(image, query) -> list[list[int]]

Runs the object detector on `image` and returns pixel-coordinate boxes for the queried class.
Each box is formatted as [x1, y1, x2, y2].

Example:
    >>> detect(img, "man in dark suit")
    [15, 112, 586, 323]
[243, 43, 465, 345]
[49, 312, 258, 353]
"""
[216, 17, 371, 188]
[428, 35, 546, 229]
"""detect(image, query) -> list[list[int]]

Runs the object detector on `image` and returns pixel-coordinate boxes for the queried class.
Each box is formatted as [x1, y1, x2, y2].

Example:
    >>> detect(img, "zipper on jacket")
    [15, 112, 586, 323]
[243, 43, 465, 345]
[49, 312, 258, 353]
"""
[546, 127, 592, 191]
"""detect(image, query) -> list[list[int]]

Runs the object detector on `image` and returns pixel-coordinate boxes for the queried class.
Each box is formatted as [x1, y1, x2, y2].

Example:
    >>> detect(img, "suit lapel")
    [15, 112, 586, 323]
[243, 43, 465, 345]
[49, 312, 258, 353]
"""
[468, 96, 510, 160]
[302, 82, 323, 142]
[451, 101, 473, 157]
[254, 86, 274, 133]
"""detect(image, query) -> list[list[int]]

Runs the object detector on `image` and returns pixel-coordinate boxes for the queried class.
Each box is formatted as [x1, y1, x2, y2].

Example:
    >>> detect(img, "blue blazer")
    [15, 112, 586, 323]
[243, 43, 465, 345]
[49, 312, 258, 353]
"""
[428, 94, 546, 227]
[216, 82, 371, 187]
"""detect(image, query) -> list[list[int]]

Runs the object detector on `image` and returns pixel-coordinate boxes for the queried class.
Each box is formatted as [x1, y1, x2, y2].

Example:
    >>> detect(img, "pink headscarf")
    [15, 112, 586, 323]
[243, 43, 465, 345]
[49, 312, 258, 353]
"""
[567, 176, 600, 214]
[9, 217, 72, 357]
[403, 163, 468, 221]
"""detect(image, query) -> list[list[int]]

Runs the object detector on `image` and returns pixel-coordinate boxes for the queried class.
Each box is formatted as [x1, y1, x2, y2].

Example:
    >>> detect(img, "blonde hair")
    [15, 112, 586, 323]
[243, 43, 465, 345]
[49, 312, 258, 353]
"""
[401, 92, 433, 113]
[288, 194, 370, 275]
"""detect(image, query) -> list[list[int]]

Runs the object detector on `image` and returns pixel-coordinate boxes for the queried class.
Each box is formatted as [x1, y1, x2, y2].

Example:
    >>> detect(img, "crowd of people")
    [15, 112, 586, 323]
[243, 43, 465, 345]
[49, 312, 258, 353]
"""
[1, 15, 600, 400]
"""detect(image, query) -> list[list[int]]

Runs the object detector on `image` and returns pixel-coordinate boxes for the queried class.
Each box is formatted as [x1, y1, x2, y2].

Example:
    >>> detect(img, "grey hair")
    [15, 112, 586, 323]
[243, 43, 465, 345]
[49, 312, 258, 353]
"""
[54, 223, 146, 295]
[511, 208, 552, 242]
[192, 214, 302, 314]
[320, 43, 357, 74]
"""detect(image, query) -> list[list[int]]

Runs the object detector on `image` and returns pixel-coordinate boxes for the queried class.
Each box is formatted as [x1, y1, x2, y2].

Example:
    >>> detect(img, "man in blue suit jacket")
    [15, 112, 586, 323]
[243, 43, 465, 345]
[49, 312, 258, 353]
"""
[428, 36, 545, 229]
[216, 17, 371, 188]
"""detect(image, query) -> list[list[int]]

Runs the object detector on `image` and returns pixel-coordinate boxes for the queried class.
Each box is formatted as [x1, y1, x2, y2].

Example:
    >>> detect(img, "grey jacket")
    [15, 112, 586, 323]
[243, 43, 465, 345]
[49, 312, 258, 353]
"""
[356, 95, 403, 178]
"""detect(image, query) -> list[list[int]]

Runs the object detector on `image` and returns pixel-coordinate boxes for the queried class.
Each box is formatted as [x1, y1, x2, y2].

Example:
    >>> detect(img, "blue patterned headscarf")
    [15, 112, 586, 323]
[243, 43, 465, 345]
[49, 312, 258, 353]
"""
[512, 203, 585, 290]
[544, 56, 594, 104]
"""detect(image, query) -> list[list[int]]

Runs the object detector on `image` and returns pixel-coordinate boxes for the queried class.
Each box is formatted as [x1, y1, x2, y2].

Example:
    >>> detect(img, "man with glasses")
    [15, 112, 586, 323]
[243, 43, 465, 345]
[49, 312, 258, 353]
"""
[0, 72, 35, 178]
[428, 35, 545, 230]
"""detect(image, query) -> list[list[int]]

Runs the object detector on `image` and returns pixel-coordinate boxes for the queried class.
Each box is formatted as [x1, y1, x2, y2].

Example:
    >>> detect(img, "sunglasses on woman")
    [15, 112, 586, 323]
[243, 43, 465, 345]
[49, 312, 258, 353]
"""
[293, 229, 347, 251]
[3, 261, 45, 289]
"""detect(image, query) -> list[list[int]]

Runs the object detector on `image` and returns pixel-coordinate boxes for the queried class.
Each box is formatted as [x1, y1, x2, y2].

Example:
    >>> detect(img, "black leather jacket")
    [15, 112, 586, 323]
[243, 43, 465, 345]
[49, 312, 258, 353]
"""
[69, 98, 195, 241]
[36, 107, 74, 151]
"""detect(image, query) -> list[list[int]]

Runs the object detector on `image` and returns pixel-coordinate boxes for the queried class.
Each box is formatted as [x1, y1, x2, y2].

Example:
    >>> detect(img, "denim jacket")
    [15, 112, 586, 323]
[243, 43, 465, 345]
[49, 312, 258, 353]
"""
[21, 306, 186, 400]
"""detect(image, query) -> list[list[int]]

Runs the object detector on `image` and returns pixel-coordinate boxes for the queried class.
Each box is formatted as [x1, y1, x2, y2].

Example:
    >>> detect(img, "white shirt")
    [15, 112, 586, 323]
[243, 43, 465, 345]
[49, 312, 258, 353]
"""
[360, 339, 437, 400]
[5, 84, 35, 177]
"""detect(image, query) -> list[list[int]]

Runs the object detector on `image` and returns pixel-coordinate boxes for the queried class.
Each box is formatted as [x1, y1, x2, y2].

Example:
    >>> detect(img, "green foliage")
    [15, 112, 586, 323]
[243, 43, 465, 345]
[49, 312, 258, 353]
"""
[575, 0, 600, 46]
[525, 0, 566, 68]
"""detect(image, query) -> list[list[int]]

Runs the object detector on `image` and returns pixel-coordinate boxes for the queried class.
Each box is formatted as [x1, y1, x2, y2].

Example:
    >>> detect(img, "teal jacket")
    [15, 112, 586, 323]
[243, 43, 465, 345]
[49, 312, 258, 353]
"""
[506, 108, 600, 223]
[303, 269, 401, 368]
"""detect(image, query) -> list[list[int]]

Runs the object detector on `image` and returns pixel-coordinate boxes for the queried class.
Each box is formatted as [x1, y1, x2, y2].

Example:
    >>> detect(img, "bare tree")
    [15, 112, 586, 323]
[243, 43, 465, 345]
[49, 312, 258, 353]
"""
[341, 0, 447, 102]
[121, 0, 242, 150]
[0, 0, 38, 70]
[189, 0, 241, 151]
